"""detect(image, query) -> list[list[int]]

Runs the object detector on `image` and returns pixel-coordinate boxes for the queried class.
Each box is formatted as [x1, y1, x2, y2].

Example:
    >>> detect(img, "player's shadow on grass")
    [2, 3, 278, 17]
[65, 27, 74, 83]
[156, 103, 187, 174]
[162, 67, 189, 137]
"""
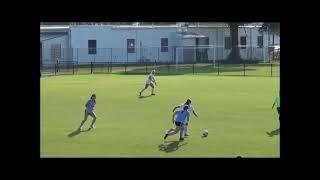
[138, 95, 153, 99]
[266, 128, 280, 137]
[68, 128, 91, 138]
[158, 140, 188, 153]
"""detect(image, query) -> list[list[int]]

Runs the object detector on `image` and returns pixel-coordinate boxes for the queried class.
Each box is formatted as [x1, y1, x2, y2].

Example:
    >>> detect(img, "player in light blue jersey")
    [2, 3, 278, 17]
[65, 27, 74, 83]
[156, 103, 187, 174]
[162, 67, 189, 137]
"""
[172, 98, 198, 137]
[78, 94, 97, 131]
[164, 106, 190, 141]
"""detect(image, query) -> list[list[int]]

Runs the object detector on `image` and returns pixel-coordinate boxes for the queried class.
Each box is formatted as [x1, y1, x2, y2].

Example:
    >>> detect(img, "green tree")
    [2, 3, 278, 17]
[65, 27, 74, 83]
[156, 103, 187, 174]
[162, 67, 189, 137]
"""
[259, 22, 280, 36]
[226, 23, 246, 63]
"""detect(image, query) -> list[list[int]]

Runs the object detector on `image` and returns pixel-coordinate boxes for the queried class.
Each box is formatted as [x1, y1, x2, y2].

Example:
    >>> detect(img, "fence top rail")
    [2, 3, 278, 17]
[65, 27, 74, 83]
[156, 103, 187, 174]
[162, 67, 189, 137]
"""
[42, 45, 278, 49]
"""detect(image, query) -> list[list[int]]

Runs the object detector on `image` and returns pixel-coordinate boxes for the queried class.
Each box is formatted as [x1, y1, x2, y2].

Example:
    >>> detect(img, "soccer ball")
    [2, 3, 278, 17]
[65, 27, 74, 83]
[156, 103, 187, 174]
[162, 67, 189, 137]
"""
[202, 130, 208, 137]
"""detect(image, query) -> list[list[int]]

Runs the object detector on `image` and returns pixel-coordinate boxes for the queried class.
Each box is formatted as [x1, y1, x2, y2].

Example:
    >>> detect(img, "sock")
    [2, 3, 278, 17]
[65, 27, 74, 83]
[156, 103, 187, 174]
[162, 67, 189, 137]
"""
[79, 120, 86, 129]
[90, 118, 96, 127]
[180, 127, 185, 138]
[168, 129, 178, 136]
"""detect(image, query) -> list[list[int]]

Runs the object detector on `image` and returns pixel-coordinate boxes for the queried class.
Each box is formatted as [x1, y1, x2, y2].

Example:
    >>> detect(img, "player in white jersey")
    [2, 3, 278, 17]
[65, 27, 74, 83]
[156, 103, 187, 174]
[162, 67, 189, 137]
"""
[171, 98, 198, 136]
[78, 94, 97, 131]
[139, 70, 157, 96]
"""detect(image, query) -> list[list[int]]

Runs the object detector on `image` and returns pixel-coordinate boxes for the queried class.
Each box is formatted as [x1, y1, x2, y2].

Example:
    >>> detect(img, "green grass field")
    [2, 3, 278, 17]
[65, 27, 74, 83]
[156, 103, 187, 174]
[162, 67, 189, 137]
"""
[41, 73, 280, 157]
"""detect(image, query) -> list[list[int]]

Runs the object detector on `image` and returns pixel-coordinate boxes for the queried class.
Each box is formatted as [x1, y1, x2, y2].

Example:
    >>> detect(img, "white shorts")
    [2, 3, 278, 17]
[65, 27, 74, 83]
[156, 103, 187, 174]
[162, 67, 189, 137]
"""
[146, 79, 152, 85]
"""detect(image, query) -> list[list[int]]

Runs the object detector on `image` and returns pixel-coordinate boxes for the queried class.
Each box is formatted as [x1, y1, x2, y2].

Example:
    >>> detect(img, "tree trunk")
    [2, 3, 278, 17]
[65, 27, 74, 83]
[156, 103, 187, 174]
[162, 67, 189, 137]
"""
[227, 23, 242, 63]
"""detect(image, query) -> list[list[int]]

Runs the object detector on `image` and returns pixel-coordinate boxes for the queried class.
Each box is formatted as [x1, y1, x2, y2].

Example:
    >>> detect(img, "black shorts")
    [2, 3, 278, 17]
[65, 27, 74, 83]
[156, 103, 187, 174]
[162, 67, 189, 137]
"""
[145, 83, 154, 89]
[175, 121, 182, 126]
[85, 110, 94, 116]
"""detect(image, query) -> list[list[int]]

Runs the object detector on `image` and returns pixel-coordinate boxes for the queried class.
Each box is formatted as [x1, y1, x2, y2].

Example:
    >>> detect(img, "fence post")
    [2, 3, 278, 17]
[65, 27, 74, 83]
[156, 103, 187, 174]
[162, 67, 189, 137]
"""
[62, 48, 64, 61]
[54, 62, 57, 75]
[193, 61, 195, 74]
[91, 62, 93, 74]
[110, 61, 112, 73]
[218, 61, 220, 76]
[110, 48, 113, 62]
[73, 61, 75, 75]
[213, 47, 216, 68]
[57, 60, 59, 72]
[244, 63, 246, 76]
[125, 63, 127, 73]
[271, 63, 273, 77]
[263, 46, 266, 63]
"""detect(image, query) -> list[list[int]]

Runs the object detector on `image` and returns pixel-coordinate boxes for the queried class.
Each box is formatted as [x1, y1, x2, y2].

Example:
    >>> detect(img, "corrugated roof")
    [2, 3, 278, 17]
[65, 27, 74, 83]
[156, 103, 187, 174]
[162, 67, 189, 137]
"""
[39, 23, 264, 33]
[40, 26, 70, 32]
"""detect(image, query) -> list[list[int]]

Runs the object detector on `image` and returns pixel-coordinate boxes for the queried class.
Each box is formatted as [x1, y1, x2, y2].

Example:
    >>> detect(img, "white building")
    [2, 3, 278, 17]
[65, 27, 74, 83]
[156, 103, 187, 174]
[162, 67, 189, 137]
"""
[40, 23, 280, 65]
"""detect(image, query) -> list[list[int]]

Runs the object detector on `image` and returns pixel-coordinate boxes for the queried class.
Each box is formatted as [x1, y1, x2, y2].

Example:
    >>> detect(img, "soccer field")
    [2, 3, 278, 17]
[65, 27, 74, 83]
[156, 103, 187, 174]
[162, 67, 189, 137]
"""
[41, 74, 280, 157]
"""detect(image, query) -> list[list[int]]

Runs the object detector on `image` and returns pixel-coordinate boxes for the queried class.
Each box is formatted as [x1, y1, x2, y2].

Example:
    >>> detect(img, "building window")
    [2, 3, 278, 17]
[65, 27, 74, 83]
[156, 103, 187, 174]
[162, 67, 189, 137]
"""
[240, 36, 246, 49]
[257, 36, 263, 48]
[225, 37, 231, 49]
[88, 40, 96, 54]
[161, 38, 168, 52]
[127, 39, 135, 53]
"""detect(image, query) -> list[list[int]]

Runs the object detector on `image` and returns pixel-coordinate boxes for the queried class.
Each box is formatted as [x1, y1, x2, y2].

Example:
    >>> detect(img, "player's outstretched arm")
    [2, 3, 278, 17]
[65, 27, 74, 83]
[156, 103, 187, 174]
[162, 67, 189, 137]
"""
[193, 110, 198, 117]
[272, 102, 275, 109]
[172, 106, 180, 112]
[172, 111, 178, 123]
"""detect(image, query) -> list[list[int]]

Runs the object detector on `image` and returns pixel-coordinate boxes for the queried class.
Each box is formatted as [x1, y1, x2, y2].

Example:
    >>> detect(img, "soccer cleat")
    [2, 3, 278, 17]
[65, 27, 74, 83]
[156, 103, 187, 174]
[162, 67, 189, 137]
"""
[164, 133, 168, 140]
[185, 134, 189, 137]
[151, 93, 155, 96]
[139, 92, 142, 96]
[179, 137, 184, 141]
[89, 126, 95, 130]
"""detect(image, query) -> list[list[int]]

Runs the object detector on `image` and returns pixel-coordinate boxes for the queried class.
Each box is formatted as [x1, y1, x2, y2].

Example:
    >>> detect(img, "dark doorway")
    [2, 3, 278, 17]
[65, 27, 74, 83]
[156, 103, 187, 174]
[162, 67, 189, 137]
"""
[196, 37, 209, 62]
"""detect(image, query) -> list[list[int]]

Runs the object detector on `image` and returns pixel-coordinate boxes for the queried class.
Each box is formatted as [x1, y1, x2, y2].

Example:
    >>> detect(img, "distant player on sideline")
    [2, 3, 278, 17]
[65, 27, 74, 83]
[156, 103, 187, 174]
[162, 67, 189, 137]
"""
[139, 70, 157, 96]
[171, 98, 198, 136]
[78, 94, 97, 131]
[272, 92, 280, 123]
[164, 106, 190, 141]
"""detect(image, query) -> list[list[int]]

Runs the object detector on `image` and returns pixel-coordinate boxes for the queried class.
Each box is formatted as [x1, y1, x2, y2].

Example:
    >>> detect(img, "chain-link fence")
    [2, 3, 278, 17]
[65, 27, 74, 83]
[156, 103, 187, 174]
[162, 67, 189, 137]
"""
[40, 46, 279, 77]
[41, 60, 279, 77]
